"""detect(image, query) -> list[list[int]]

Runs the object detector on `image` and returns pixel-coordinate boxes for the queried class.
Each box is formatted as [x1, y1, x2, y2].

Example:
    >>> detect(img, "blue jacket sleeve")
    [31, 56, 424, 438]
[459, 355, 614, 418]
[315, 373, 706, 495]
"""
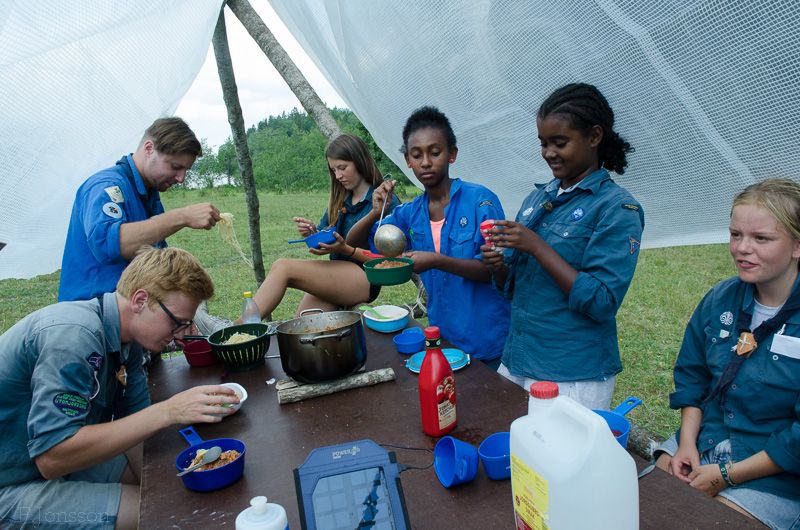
[78, 179, 127, 265]
[669, 290, 715, 409]
[568, 198, 644, 322]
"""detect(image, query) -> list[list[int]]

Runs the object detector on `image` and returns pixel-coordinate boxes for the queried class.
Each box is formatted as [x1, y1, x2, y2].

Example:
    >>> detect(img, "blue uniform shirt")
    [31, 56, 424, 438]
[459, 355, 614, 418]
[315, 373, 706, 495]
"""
[369, 179, 511, 360]
[0, 293, 150, 487]
[318, 186, 400, 264]
[499, 169, 644, 381]
[670, 276, 800, 500]
[59, 155, 165, 301]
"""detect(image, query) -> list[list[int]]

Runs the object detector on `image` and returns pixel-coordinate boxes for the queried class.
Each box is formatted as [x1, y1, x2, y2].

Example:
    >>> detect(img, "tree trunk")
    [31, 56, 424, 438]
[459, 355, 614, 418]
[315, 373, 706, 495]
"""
[226, 0, 342, 143]
[212, 8, 267, 292]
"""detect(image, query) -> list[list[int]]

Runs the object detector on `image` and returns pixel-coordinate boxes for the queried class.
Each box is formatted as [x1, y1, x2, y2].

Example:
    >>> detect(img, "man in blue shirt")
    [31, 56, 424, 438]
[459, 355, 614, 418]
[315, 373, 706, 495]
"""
[59, 117, 221, 302]
[0, 247, 238, 530]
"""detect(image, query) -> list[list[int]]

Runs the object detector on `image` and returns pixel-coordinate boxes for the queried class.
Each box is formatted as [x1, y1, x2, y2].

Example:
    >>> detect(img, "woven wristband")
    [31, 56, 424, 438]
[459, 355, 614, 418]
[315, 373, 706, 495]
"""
[719, 462, 736, 486]
[349, 246, 357, 257]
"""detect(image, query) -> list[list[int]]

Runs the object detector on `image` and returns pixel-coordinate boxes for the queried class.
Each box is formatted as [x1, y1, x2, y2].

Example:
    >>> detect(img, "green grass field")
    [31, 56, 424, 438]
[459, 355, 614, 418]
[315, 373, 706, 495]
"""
[0, 187, 736, 438]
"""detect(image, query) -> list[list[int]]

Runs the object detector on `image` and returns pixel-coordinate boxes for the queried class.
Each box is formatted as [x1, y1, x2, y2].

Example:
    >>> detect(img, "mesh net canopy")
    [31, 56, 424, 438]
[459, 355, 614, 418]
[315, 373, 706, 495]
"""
[1, 0, 798, 280]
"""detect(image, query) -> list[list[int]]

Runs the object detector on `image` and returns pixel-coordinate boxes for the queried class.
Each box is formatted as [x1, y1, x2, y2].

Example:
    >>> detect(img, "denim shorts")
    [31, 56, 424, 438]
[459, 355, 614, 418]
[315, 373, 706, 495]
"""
[0, 453, 127, 529]
[655, 434, 800, 530]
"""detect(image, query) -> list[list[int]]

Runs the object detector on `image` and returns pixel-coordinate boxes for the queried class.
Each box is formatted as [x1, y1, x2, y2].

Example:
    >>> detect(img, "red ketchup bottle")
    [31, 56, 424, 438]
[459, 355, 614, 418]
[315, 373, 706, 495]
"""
[418, 326, 457, 436]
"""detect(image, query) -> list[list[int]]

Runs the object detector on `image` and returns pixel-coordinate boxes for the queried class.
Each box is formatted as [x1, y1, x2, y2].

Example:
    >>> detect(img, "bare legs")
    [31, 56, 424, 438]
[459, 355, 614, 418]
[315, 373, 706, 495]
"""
[115, 444, 142, 529]
[234, 259, 373, 323]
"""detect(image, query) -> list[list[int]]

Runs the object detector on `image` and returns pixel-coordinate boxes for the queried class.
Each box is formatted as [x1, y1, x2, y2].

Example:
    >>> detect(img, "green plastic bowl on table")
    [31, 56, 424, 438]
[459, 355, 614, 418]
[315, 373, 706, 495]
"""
[364, 257, 413, 286]
[208, 323, 271, 372]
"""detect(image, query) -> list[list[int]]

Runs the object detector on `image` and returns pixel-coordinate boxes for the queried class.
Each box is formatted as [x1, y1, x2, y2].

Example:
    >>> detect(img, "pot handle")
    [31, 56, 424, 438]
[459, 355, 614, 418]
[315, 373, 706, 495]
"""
[300, 328, 352, 344]
[298, 308, 324, 317]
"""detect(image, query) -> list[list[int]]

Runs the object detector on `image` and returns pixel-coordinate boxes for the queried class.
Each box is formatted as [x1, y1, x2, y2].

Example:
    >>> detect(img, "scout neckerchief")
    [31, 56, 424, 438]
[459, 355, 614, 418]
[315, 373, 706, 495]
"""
[504, 185, 589, 271]
[703, 279, 800, 408]
[116, 155, 160, 219]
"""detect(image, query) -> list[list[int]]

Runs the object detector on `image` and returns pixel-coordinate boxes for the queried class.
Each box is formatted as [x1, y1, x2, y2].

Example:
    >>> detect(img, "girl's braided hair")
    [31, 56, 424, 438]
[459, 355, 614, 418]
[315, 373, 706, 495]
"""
[538, 83, 634, 175]
[401, 106, 457, 154]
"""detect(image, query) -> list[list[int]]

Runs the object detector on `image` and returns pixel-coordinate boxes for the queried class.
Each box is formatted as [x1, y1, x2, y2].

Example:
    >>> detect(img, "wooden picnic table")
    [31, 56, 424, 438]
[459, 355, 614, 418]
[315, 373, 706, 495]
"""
[139, 320, 766, 529]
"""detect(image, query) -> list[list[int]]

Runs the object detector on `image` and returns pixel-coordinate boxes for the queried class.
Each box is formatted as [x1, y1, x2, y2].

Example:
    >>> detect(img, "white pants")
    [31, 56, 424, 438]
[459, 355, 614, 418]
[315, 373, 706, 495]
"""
[497, 363, 616, 411]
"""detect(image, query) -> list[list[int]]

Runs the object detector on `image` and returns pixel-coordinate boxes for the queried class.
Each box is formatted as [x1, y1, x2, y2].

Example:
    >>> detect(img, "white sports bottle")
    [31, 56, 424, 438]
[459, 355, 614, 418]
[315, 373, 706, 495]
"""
[235, 496, 289, 530]
[510, 381, 639, 529]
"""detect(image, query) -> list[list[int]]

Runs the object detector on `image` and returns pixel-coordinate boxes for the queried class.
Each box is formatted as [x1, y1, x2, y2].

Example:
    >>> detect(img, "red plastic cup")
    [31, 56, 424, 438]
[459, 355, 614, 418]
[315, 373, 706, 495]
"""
[480, 219, 496, 249]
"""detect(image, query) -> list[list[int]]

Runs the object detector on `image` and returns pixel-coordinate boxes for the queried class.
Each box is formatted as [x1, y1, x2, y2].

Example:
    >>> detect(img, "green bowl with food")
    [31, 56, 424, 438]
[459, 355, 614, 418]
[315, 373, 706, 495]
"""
[208, 323, 272, 372]
[364, 257, 413, 286]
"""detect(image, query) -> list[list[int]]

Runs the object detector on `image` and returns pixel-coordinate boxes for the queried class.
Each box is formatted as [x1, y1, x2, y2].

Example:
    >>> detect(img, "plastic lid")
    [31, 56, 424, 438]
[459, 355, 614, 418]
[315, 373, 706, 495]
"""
[251, 496, 267, 515]
[424, 326, 440, 339]
[243, 291, 253, 298]
[530, 381, 559, 399]
[236, 496, 288, 530]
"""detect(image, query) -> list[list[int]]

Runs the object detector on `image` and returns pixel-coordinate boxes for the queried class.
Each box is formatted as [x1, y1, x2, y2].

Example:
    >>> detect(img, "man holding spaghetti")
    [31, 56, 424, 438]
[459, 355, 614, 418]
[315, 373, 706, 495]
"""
[58, 117, 221, 302]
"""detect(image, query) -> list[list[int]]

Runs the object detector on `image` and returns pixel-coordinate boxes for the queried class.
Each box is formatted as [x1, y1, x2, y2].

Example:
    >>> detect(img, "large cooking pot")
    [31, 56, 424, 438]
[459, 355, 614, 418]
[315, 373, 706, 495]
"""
[275, 309, 367, 383]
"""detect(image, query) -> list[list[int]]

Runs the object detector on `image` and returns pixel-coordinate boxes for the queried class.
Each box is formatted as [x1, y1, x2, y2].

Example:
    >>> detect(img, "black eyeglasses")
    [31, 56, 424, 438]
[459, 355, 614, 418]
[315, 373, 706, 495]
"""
[156, 299, 193, 335]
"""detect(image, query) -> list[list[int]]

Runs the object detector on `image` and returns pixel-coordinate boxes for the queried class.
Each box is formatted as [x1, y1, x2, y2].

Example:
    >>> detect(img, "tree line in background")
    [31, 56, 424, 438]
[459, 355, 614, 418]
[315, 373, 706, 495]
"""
[185, 107, 410, 192]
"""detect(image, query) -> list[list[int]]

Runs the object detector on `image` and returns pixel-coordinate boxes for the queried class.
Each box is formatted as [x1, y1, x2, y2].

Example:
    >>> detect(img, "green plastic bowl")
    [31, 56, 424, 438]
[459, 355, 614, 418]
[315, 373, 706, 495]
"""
[364, 257, 413, 286]
[208, 323, 271, 372]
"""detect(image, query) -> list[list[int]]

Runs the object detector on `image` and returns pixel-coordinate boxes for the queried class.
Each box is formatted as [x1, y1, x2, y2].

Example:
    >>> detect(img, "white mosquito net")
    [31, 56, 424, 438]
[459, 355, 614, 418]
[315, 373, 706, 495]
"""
[1, 0, 798, 280]
[0, 0, 223, 279]
[267, 0, 800, 246]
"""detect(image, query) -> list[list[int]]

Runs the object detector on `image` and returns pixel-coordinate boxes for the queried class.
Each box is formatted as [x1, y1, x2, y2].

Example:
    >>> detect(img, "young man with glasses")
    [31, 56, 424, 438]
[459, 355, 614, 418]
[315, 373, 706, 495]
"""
[0, 247, 237, 530]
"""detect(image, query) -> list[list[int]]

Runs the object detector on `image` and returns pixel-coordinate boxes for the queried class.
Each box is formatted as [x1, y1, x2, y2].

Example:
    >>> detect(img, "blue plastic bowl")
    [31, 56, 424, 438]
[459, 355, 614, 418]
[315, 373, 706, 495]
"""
[302, 229, 336, 248]
[393, 332, 424, 354]
[175, 427, 246, 492]
[362, 305, 408, 333]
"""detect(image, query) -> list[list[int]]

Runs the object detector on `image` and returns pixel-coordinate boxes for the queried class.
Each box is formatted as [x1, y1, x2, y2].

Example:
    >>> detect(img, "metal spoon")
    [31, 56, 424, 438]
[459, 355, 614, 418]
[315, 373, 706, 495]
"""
[359, 305, 391, 320]
[176, 446, 222, 476]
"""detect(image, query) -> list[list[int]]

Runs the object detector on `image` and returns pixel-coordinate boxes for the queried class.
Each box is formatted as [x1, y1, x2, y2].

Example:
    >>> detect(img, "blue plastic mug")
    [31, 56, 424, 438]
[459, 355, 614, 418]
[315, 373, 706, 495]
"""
[593, 396, 642, 449]
[478, 432, 511, 480]
[434, 436, 478, 487]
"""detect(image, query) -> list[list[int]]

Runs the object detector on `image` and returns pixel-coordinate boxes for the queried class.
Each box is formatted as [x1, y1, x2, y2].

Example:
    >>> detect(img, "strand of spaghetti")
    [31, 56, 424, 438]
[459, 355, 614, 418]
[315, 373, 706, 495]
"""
[217, 213, 253, 268]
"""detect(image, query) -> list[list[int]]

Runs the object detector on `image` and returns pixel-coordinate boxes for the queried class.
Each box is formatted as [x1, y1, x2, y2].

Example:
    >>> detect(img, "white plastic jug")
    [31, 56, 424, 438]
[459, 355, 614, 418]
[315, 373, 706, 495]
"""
[510, 382, 638, 529]
[235, 496, 289, 530]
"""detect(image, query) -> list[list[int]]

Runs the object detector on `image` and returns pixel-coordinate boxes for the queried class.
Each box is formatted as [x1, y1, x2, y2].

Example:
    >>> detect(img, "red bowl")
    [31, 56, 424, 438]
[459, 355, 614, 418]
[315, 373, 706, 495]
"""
[183, 340, 219, 367]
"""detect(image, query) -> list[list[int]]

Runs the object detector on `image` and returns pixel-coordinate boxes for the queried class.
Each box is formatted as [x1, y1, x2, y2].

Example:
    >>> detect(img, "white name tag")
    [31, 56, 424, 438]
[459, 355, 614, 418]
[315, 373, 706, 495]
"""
[770, 333, 800, 360]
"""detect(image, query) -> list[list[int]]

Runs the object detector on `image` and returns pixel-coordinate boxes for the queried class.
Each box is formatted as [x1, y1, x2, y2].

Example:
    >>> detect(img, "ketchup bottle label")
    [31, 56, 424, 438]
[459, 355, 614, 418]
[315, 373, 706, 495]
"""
[436, 375, 457, 430]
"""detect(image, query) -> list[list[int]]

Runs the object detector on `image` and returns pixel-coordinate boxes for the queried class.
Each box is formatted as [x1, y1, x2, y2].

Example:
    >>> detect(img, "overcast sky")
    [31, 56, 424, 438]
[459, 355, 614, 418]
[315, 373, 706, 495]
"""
[175, 2, 346, 152]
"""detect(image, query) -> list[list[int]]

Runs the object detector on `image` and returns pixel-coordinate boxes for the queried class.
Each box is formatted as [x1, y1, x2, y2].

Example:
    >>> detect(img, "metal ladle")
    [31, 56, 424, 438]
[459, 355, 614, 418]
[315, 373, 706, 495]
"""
[373, 175, 407, 258]
[176, 446, 222, 476]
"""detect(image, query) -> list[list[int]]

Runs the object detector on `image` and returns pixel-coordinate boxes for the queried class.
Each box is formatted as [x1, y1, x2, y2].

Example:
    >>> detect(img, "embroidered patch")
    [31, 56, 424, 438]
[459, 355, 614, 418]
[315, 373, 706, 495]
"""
[523, 206, 534, 216]
[621, 204, 639, 211]
[104, 186, 124, 203]
[720, 311, 734, 326]
[571, 207, 584, 220]
[629, 237, 640, 254]
[53, 393, 90, 417]
[459, 216, 468, 228]
[86, 352, 103, 370]
[102, 203, 123, 219]
[478, 200, 494, 208]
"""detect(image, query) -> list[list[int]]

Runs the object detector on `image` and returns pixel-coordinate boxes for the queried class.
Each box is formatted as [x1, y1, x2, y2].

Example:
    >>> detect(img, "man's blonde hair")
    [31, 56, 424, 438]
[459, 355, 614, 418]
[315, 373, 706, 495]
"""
[116, 247, 214, 306]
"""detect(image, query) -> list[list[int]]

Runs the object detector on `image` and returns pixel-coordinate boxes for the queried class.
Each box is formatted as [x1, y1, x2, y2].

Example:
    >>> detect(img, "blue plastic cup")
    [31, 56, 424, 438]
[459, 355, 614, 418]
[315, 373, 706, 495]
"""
[593, 396, 642, 449]
[434, 436, 479, 487]
[478, 432, 511, 480]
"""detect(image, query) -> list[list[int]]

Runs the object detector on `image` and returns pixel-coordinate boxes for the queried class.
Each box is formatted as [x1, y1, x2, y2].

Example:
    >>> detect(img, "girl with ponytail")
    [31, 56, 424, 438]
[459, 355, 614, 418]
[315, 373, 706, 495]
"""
[482, 83, 644, 410]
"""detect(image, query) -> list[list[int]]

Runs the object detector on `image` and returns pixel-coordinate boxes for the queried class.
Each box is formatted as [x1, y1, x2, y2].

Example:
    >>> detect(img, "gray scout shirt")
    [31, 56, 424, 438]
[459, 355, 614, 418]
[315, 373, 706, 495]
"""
[0, 292, 150, 487]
